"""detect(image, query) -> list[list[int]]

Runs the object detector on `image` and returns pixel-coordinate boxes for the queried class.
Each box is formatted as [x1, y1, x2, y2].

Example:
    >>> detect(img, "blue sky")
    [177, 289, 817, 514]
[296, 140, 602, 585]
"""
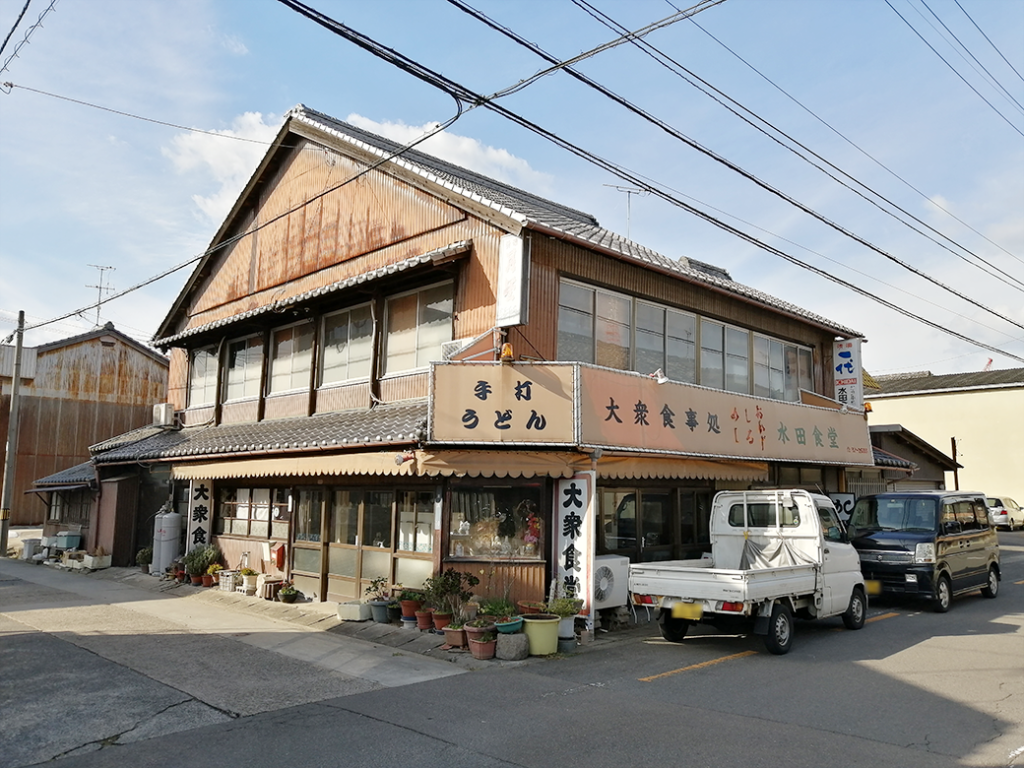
[1, 0, 1021, 376]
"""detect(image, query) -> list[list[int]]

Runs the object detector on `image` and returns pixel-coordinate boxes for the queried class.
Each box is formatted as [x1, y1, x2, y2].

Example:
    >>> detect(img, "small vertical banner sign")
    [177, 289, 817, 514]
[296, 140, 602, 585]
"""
[555, 472, 594, 627]
[186, 480, 213, 552]
[833, 338, 864, 410]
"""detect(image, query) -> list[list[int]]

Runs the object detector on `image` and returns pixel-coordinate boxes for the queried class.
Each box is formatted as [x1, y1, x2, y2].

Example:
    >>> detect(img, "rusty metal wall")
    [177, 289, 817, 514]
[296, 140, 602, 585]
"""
[221, 400, 259, 424]
[445, 562, 546, 605]
[264, 392, 308, 420]
[379, 372, 430, 403]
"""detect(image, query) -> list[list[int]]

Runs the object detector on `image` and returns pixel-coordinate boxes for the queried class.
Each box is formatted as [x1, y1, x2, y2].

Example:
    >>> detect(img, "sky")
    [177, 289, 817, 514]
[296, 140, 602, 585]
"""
[0, 0, 1021, 377]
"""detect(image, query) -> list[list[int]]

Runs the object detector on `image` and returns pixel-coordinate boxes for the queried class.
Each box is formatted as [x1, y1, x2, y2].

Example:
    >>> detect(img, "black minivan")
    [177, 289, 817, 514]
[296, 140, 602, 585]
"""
[848, 491, 1000, 612]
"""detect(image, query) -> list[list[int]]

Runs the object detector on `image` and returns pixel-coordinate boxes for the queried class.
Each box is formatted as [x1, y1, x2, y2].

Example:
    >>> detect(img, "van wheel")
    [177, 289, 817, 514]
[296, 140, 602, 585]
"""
[763, 603, 793, 655]
[980, 566, 999, 599]
[842, 586, 867, 630]
[659, 615, 690, 643]
[932, 574, 952, 613]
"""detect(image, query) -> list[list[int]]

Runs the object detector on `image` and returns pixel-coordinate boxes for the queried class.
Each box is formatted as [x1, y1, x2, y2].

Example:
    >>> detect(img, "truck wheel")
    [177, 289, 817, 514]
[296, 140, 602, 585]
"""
[763, 603, 793, 655]
[980, 566, 999, 599]
[932, 574, 952, 613]
[659, 614, 690, 643]
[842, 586, 867, 630]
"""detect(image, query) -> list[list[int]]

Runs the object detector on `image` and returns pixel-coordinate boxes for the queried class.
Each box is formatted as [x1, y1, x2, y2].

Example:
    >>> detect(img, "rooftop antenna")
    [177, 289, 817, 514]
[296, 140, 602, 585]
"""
[86, 265, 115, 328]
[604, 184, 649, 240]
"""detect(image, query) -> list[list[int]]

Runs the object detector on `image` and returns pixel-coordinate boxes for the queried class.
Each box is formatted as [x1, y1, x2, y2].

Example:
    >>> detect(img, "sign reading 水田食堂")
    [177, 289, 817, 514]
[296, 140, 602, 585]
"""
[430, 362, 873, 465]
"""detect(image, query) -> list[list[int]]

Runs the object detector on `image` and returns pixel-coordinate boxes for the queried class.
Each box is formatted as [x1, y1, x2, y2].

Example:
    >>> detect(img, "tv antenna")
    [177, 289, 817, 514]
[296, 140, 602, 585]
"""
[603, 184, 649, 240]
[86, 265, 115, 327]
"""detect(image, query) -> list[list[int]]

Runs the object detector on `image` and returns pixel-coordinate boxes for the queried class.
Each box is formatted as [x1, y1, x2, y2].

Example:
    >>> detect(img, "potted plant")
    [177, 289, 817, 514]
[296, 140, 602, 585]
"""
[494, 615, 523, 633]
[479, 598, 516, 620]
[364, 576, 392, 623]
[398, 588, 425, 618]
[423, 568, 480, 626]
[547, 596, 583, 639]
[278, 582, 301, 604]
[182, 547, 204, 584]
[135, 546, 153, 574]
[464, 617, 496, 642]
[442, 621, 467, 648]
[468, 631, 497, 660]
[414, 605, 434, 630]
[203, 562, 223, 588]
[387, 600, 402, 623]
[239, 567, 259, 594]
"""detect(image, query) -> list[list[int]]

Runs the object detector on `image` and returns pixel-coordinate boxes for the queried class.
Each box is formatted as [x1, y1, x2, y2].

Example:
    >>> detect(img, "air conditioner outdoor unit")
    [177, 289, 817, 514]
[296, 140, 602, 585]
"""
[593, 554, 630, 610]
[152, 403, 175, 426]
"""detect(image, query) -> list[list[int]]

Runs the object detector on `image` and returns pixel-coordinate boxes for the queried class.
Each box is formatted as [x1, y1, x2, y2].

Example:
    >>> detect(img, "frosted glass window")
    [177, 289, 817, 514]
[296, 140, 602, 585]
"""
[725, 327, 749, 394]
[321, 305, 373, 385]
[666, 310, 696, 383]
[225, 336, 262, 401]
[700, 320, 724, 390]
[384, 283, 453, 374]
[188, 346, 218, 407]
[269, 323, 314, 393]
[635, 302, 665, 376]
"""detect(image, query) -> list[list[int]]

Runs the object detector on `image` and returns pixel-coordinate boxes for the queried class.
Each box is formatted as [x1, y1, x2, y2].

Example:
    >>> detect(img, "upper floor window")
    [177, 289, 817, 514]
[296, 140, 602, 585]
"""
[188, 346, 218, 407]
[557, 279, 812, 402]
[321, 304, 373, 386]
[383, 282, 453, 375]
[225, 335, 263, 401]
[269, 322, 313, 394]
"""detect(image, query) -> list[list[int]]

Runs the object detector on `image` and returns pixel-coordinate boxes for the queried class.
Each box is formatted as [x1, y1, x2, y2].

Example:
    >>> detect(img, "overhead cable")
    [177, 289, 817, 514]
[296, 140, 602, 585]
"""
[272, 0, 1024, 365]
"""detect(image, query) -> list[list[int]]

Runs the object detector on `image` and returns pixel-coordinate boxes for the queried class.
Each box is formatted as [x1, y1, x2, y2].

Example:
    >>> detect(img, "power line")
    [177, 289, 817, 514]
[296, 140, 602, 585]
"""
[447, 0, 1024, 327]
[885, 0, 1024, 138]
[678, 8, 1023, 267]
[953, 0, 1024, 86]
[0, 0, 57, 80]
[273, 0, 1024, 365]
[21, 105, 465, 335]
[573, 0, 1024, 291]
[0, 0, 32, 57]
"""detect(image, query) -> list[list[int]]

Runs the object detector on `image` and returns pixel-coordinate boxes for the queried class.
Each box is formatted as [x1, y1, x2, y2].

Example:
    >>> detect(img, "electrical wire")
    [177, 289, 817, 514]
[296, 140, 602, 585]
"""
[0, 0, 32, 57]
[21, 102, 465, 335]
[571, 0, 1024, 291]
[448, 0, 1024, 327]
[953, 0, 1024, 86]
[885, 0, 1024, 138]
[273, 0, 1024, 365]
[0, 0, 56, 82]
[676, 7, 1024, 267]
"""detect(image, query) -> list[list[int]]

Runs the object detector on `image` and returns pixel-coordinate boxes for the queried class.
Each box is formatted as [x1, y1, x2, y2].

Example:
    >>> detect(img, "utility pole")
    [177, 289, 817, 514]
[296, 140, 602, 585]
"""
[1, 310, 25, 556]
[950, 436, 959, 490]
[86, 265, 115, 327]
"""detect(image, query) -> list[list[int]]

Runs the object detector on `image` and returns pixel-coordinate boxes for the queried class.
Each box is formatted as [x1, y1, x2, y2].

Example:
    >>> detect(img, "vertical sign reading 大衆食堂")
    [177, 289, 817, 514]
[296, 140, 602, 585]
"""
[186, 480, 213, 553]
[555, 473, 594, 618]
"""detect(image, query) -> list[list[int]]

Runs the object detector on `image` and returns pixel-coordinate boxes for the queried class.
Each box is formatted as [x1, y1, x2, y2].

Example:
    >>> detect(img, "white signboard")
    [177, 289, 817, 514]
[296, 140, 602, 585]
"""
[554, 473, 594, 624]
[495, 233, 530, 327]
[833, 338, 864, 410]
[829, 492, 856, 523]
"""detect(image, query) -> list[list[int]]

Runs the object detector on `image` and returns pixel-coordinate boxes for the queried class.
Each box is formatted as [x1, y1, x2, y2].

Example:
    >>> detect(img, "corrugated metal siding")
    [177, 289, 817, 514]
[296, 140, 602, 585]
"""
[380, 373, 429, 403]
[264, 392, 308, 420]
[182, 406, 215, 427]
[315, 383, 371, 414]
[221, 400, 259, 424]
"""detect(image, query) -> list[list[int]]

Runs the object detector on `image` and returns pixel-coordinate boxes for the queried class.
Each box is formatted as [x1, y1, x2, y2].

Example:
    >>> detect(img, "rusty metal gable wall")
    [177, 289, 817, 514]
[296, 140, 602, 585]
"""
[184, 141, 477, 327]
[167, 348, 189, 412]
[28, 337, 167, 404]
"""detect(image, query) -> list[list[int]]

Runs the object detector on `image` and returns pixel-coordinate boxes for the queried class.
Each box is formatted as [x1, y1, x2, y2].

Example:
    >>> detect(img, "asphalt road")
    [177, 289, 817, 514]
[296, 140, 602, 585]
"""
[2, 533, 1022, 768]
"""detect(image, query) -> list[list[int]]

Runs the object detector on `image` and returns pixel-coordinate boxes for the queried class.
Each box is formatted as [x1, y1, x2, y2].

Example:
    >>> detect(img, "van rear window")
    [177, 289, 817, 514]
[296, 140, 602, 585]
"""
[728, 502, 800, 528]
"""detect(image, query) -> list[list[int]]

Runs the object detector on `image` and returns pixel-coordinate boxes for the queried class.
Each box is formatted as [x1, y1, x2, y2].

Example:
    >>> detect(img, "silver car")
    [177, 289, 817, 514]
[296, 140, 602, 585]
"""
[987, 497, 1023, 531]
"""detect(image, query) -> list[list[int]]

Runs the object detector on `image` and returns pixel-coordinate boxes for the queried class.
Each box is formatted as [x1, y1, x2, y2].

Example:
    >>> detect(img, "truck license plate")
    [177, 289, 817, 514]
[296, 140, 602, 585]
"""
[672, 602, 702, 620]
[865, 579, 882, 596]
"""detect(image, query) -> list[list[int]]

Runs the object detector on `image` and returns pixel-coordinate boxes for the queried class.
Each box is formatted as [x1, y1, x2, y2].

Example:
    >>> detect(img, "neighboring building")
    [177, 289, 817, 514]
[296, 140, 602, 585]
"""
[866, 369, 1024, 503]
[90, 106, 876, 609]
[1, 323, 168, 526]
[866, 424, 959, 492]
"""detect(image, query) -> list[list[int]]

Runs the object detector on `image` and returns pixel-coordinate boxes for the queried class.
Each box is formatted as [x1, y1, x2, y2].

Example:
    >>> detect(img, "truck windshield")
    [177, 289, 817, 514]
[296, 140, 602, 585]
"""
[849, 497, 937, 534]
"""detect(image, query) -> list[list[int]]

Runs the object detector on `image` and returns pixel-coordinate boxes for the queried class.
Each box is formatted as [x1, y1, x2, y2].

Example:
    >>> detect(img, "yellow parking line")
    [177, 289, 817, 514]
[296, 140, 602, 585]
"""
[866, 612, 900, 624]
[1014, 580, 1024, 585]
[639, 650, 757, 682]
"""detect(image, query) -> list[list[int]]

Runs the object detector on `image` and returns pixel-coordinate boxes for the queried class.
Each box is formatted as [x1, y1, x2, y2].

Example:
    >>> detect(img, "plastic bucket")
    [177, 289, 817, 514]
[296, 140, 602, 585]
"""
[521, 613, 560, 656]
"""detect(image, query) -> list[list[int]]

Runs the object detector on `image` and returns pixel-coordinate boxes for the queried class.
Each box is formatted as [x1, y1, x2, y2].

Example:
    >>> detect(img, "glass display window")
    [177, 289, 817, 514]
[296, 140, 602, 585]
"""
[449, 485, 543, 560]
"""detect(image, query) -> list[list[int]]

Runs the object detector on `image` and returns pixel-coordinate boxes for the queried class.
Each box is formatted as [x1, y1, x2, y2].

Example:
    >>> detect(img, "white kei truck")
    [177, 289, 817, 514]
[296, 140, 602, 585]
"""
[628, 489, 868, 655]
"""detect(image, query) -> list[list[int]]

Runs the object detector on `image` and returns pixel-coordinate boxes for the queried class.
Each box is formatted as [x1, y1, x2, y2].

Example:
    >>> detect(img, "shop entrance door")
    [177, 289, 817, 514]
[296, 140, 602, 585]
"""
[600, 489, 674, 562]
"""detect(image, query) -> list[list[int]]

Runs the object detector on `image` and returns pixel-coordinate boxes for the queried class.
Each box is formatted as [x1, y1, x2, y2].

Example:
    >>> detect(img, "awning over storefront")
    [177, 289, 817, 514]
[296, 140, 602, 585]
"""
[171, 449, 766, 482]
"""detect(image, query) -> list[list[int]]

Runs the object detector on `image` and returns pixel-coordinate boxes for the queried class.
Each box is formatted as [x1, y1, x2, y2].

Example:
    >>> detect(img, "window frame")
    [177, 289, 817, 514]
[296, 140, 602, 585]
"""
[223, 334, 264, 402]
[268, 320, 315, 395]
[319, 302, 374, 388]
[382, 280, 454, 377]
[188, 345, 219, 408]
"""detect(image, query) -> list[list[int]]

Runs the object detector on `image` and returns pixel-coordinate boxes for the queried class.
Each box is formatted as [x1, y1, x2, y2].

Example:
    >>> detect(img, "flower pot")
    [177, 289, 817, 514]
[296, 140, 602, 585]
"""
[279, 592, 298, 604]
[442, 626, 467, 648]
[432, 612, 452, 631]
[517, 600, 546, 615]
[190, 574, 203, 585]
[139, 564, 150, 574]
[369, 600, 391, 623]
[521, 613, 560, 656]
[558, 616, 575, 638]
[399, 599, 422, 618]
[415, 609, 434, 630]
[201, 574, 214, 588]
[387, 604, 402, 622]
[241, 574, 258, 594]
[401, 616, 418, 629]
[495, 616, 523, 634]
[464, 623, 495, 642]
[469, 637, 496, 660]
[558, 636, 577, 654]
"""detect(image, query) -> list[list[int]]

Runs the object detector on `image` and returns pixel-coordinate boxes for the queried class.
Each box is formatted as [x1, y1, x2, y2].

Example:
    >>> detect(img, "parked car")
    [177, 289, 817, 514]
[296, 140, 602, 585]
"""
[986, 496, 1023, 531]
[848, 491, 999, 612]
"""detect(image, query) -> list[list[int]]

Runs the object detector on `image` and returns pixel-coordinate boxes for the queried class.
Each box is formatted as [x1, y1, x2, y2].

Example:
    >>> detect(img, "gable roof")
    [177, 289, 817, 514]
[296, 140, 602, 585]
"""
[155, 105, 860, 344]
[869, 424, 960, 470]
[868, 368, 1024, 397]
[37, 322, 168, 367]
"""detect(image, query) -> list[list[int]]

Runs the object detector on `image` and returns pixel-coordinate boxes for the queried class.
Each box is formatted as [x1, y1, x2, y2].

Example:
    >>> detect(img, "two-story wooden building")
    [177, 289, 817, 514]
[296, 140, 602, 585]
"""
[90, 105, 873, 608]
